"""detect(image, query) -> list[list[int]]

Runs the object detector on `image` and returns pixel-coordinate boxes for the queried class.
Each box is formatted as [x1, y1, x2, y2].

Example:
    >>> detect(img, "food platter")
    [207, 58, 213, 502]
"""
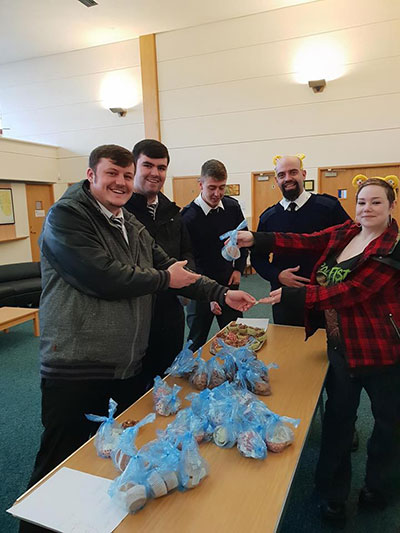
[210, 322, 267, 354]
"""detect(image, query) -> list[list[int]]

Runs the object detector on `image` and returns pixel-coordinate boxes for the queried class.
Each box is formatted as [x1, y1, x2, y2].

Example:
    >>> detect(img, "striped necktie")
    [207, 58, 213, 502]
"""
[111, 216, 129, 243]
[147, 203, 157, 220]
[111, 215, 124, 232]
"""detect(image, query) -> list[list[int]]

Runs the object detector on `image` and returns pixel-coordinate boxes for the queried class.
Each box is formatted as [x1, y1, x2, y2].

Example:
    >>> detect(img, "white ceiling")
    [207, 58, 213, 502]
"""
[0, 0, 318, 65]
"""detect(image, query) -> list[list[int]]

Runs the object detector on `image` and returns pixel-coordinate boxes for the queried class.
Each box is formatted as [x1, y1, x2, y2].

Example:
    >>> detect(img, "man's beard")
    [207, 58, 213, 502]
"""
[282, 182, 301, 201]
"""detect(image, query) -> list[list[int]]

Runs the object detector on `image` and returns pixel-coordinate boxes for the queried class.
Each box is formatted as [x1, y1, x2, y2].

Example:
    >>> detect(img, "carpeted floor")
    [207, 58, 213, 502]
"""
[1, 274, 399, 532]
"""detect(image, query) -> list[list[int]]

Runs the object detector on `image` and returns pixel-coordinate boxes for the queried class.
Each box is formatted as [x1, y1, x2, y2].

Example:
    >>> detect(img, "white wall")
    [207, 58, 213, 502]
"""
[0, 138, 59, 183]
[158, 0, 400, 223]
[1, 0, 400, 231]
[0, 39, 145, 184]
[0, 138, 59, 264]
[0, 34, 146, 265]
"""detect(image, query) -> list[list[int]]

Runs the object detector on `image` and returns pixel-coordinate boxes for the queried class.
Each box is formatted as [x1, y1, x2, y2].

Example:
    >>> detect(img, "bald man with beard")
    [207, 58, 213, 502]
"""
[251, 154, 350, 326]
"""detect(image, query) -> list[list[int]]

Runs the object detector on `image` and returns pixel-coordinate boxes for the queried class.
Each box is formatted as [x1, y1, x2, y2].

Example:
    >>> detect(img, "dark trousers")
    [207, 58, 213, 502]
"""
[315, 344, 400, 503]
[186, 293, 242, 352]
[20, 374, 147, 533]
[142, 293, 185, 384]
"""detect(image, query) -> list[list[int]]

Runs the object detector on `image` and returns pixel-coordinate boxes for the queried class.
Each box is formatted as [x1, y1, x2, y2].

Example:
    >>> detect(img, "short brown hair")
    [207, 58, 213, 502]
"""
[200, 159, 227, 181]
[132, 139, 170, 165]
[356, 178, 396, 205]
[89, 144, 133, 171]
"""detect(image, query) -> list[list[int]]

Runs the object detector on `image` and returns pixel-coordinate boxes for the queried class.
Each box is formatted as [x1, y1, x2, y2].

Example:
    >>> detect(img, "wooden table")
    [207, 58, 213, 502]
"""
[16, 325, 328, 532]
[0, 306, 39, 336]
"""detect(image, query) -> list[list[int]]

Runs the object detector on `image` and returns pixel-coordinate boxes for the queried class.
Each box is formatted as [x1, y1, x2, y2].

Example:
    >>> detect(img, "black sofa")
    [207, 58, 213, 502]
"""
[0, 262, 41, 308]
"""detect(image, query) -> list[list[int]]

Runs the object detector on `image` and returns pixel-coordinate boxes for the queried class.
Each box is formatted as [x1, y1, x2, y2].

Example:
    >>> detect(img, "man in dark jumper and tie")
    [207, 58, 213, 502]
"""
[251, 154, 350, 326]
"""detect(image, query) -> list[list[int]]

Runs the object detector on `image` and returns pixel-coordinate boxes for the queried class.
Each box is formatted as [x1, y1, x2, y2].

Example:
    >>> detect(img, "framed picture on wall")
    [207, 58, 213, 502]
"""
[304, 180, 314, 192]
[225, 184, 240, 196]
[0, 188, 15, 224]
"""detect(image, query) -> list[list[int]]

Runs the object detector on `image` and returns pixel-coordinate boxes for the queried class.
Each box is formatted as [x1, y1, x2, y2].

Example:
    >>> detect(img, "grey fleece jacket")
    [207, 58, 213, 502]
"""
[39, 181, 227, 380]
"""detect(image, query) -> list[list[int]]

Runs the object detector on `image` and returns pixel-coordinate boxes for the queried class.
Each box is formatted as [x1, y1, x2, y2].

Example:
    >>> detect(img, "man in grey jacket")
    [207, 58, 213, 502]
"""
[24, 145, 255, 502]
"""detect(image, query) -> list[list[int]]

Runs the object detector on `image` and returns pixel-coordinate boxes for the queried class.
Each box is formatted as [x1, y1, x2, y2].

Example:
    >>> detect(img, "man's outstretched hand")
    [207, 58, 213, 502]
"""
[225, 290, 256, 312]
[235, 231, 255, 248]
[168, 260, 201, 288]
[278, 266, 310, 287]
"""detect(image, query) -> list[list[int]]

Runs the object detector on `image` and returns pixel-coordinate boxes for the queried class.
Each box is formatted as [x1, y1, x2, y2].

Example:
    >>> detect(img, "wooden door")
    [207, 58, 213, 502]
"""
[26, 184, 54, 262]
[251, 171, 282, 230]
[319, 164, 400, 221]
[173, 176, 200, 208]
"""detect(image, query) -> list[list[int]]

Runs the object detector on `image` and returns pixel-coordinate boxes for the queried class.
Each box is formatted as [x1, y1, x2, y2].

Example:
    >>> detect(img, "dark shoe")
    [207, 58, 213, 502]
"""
[351, 427, 359, 452]
[320, 500, 346, 524]
[359, 487, 387, 510]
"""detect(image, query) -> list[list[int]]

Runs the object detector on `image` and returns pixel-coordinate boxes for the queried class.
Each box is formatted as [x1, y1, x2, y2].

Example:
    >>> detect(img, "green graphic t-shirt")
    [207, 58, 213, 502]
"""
[316, 253, 361, 342]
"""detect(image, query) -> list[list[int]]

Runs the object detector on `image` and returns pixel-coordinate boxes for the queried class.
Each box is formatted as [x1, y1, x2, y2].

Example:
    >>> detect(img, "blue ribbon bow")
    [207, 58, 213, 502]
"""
[219, 219, 248, 261]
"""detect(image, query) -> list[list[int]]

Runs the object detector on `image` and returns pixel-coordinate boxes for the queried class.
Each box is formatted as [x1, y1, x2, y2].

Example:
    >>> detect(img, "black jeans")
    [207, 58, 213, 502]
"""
[19, 374, 147, 532]
[315, 344, 400, 503]
[186, 286, 242, 352]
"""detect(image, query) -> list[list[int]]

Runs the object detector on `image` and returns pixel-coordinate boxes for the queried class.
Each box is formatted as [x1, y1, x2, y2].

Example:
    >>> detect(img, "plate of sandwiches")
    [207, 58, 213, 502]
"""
[210, 321, 267, 354]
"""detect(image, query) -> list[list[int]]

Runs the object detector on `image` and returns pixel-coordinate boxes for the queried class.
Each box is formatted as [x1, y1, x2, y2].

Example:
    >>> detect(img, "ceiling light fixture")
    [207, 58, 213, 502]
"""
[77, 0, 98, 7]
[308, 79, 326, 93]
[109, 107, 127, 117]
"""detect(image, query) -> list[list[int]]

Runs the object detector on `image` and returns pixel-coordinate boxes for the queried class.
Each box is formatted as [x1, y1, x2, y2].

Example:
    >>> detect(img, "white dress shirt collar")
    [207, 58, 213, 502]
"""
[96, 201, 128, 243]
[147, 196, 159, 208]
[194, 193, 225, 216]
[280, 189, 311, 211]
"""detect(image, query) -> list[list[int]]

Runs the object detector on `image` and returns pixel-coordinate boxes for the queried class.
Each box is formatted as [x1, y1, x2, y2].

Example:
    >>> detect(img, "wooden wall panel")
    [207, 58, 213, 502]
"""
[139, 34, 161, 140]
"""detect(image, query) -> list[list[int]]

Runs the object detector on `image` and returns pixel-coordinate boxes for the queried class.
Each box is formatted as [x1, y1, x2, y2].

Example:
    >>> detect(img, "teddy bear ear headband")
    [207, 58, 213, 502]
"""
[352, 174, 399, 198]
[272, 153, 305, 169]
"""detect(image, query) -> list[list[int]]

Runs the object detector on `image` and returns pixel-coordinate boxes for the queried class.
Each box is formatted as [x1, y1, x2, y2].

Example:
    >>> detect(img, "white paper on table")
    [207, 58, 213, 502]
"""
[8, 467, 127, 533]
[236, 318, 269, 331]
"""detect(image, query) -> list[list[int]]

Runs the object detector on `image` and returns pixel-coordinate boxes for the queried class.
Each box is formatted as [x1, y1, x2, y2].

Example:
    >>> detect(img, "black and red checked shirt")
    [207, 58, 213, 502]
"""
[253, 219, 400, 369]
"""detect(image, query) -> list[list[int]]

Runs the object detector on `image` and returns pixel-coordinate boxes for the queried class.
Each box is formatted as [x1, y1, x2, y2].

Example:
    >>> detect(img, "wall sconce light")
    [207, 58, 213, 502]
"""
[308, 79, 326, 93]
[109, 107, 127, 117]
[100, 71, 141, 114]
[293, 41, 345, 85]
[0, 114, 10, 135]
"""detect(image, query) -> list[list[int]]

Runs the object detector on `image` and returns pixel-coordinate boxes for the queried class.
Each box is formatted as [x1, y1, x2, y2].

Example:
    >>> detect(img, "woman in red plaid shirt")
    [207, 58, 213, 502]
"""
[237, 177, 400, 525]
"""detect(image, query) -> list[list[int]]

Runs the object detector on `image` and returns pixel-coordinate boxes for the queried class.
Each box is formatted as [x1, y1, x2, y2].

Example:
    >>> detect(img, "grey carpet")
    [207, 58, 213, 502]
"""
[1, 274, 399, 532]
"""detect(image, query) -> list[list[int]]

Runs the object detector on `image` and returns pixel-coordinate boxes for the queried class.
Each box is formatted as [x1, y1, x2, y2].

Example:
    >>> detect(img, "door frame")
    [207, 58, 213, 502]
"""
[251, 170, 275, 231]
